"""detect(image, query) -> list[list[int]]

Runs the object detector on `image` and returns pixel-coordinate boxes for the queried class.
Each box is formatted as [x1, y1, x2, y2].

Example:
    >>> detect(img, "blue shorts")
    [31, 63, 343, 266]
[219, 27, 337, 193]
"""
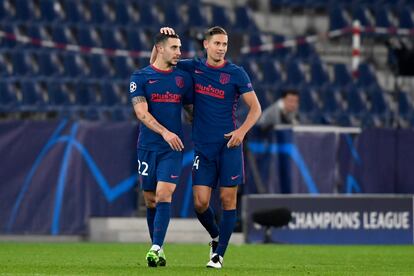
[192, 142, 244, 189]
[137, 149, 183, 191]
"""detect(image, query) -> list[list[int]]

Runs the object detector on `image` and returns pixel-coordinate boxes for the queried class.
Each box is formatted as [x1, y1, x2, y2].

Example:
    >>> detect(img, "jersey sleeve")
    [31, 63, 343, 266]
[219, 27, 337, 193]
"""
[182, 74, 194, 105]
[236, 67, 254, 95]
[129, 72, 146, 100]
[176, 59, 195, 73]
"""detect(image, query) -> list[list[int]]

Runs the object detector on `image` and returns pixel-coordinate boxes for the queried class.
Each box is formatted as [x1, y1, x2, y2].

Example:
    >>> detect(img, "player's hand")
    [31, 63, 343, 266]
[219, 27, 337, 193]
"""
[160, 27, 176, 35]
[162, 130, 184, 151]
[224, 129, 246, 148]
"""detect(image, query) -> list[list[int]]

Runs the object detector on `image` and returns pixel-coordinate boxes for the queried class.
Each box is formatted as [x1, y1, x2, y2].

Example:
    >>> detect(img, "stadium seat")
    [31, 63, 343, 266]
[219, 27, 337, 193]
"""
[20, 79, 48, 112]
[356, 63, 378, 88]
[90, 54, 112, 78]
[0, 80, 19, 112]
[329, 5, 349, 30]
[333, 63, 353, 88]
[64, 0, 89, 23]
[398, 7, 414, 29]
[210, 5, 232, 29]
[115, 1, 131, 25]
[38, 50, 64, 77]
[39, 0, 60, 22]
[11, 50, 37, 76]
[234, 7, 258, 31]
[187, 3, 207, 29]
[15, 0, 36, 21]
[374, 5, 394, 28]
[310, 59, 330, 87]
[101, 27, 127, 49]
[63, 53, 88, 78]
[137, 2, 159, 28]
[260, 60, 283, 86]
[162, 2, 184, 30]
[285, 59, 306, 87]
[76, 26, 102, 48]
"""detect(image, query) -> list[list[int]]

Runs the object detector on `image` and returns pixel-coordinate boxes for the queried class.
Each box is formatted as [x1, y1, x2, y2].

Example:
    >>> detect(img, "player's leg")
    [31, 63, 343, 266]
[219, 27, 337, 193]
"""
[138, 149, 159, 263]
[147, 151, 181, 267]
[143, 191, 156, 242]
[192, 149, 220, 256]
[207, 145, 243, 268]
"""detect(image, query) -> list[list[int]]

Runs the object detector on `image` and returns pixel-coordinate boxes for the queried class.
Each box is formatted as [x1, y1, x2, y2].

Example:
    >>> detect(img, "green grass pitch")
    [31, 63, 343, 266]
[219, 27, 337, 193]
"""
[1, 242, 414, 275]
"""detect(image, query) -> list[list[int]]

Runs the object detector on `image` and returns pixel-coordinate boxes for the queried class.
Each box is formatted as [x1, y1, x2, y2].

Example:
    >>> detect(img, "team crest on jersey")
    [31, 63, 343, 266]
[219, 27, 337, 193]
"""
[219, 73, 230, 84]
[175, 76, 184, 88]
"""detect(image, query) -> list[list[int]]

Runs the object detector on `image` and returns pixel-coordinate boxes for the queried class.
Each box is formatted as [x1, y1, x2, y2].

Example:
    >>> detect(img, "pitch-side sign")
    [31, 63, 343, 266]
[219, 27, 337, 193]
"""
[242, 195, 414, 244]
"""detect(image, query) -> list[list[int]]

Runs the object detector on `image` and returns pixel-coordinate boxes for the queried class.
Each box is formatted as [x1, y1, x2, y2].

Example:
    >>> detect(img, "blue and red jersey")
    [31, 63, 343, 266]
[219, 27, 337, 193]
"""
[129, 65, 193, 151]
[177, 58, 253, 144]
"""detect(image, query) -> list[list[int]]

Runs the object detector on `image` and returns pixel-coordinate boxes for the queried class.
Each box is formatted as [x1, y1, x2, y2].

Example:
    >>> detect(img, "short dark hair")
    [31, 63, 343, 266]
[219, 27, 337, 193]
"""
[282, 89, 299, 98]
[204, 26, 227, 40]
[154, 33, 179, 46]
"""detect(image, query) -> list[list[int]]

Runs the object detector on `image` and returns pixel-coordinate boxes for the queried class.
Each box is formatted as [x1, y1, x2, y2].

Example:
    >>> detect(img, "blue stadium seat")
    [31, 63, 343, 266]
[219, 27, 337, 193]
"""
[271, 35, 292, 61]
[77, 26, 102, 48]
[356, 63, 378, 88]
[398, 91, 413, 121]
[127, 28, 148, 51]
[310, 59, 329, 87]
[115, 1, 131, 25]
[90, 0, 110, 24]
[285, 59, 305, 87]
[20, 79, 48, 112]
[320, 85, 345, 118]
[64, 0, 88, 23]
[329, 5, 349, 30]
[90, 55, 112, 78]
[137, 2, 159, 28]
[40, 0, 59, 22]
[234, 7, 258, 31]
[38, 50, 63, 76]
[15, 0, 35, 21]
[369, 86, 392, 127]
[163, 2, 184, 30]
[63, 53, 84, 77]
[0, 50, 11, 76]
[260, 60, 283, 86]
[11, 50, 37, 76]
[101, 82, 120, 107]
[352, 5, 372, 27]
[101, 27, 127, 49]
[375, 5, 394, 28]
[52, 25, 77, 45]
[0, 80, 19, 112]
[210, 5, 232, 29]
[47, 81, 73, 108]
[333, 63, 353, 88]
[74, 81, 101, 107]
[239, 60, 259, 84]
[187, 3, 207, 28]
[299, 87, 318, 114]
[345, 86, 369, 123]
[398, 7, 414, 29]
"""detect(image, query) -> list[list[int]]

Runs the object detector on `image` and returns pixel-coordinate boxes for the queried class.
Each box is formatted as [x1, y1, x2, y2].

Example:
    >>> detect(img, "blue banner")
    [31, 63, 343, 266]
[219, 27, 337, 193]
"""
[243, 195, 414, 244]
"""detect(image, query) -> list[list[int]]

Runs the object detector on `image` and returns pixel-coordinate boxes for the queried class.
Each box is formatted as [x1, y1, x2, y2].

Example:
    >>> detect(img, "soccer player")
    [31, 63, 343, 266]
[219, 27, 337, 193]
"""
[155, 26, 262, 268]
[129, 33, 193, 267]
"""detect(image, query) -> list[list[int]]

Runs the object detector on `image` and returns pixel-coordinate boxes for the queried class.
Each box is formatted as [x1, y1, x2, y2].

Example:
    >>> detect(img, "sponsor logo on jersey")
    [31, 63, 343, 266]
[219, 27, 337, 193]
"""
[195, 83, 225, 99]
[148, 80, 159, 84]
[219, 73, 230, 84]
[195, 69, 204, 74]
[175, 76, 184, 88]
[151, 92, 182, 103]
[170, 174, 179, 179]
[231, 175, 240, 180]
[129, 82, 137, 93]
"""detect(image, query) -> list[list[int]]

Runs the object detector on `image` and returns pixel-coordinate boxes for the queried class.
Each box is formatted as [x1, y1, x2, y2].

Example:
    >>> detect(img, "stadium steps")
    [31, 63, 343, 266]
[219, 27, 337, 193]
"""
[89, 217, 244, 244]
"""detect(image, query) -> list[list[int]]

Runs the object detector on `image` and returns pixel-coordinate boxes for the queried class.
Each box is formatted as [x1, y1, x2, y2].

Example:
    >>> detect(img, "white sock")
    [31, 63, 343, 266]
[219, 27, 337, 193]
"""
[213, 236, 219, 242]
[150, 244, 161, 251]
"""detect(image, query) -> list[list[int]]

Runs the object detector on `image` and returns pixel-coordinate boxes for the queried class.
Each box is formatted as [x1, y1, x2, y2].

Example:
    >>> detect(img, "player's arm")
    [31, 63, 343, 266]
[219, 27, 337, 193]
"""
[183, 104, 194, 124]
[225, 92, 262, 148]
[132, 96, 184, 151]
